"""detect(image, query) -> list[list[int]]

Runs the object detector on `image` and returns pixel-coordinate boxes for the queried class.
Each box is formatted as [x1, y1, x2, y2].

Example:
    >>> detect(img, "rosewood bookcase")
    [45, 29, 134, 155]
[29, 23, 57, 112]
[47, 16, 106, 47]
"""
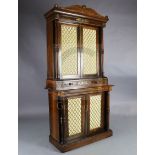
[44, 4, 113, 152]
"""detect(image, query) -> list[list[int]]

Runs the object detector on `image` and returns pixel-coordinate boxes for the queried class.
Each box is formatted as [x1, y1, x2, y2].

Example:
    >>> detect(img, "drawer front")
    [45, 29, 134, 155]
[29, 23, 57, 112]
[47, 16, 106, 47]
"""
[55, 78, 108, 91]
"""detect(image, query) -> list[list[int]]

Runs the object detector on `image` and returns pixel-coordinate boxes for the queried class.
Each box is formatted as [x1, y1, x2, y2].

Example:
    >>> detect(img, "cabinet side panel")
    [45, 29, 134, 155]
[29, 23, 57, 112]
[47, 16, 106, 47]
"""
[99, 27, 104, 77]
[48, 91, 59, 140]
[46, 20, 54, 79]
[105, 91, 110, 130]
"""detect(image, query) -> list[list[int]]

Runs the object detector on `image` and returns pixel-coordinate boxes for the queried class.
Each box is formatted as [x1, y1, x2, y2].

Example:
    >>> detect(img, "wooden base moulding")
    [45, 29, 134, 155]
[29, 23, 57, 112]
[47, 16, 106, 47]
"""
[49, 129, 113, 152]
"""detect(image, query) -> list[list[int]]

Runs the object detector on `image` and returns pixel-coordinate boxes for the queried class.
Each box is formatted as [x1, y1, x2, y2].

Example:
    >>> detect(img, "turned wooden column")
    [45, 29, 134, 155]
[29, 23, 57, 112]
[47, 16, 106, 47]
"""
[57, 96, 65, 144]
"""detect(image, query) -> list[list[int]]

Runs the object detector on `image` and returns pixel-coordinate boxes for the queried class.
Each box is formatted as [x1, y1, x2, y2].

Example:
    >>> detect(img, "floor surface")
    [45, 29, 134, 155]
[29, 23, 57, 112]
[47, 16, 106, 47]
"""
[19, 115, 136, 155]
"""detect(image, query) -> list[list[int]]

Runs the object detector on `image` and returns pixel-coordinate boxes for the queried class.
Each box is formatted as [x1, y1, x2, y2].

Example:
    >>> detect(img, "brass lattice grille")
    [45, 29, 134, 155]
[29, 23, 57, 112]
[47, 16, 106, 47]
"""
[68, 98, 82, 136]
[90, 95, 102, 130]
[61, 25, 78, 76]
[83, 28, 97, 75]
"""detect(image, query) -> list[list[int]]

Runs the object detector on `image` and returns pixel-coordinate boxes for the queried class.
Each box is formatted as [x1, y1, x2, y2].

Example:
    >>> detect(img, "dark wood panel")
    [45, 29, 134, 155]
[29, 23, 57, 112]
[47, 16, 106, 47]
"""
[48, 91, 59, 140]
[53, 19, 60, 79]
[45, 5, 109, 23]
[105, 91, 110, 130]
[46, 20, 54, 79]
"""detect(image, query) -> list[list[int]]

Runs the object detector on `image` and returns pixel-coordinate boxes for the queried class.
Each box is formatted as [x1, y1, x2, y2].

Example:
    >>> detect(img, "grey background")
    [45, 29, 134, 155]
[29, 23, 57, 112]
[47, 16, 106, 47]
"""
[19, 0, 137, 155]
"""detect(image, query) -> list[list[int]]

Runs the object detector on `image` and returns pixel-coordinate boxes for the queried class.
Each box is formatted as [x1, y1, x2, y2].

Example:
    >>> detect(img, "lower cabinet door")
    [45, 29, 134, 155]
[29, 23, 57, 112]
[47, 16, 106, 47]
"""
[88, 93, 105, 133]
[64, 96, 85, 140]
[64, 93, 105, 141]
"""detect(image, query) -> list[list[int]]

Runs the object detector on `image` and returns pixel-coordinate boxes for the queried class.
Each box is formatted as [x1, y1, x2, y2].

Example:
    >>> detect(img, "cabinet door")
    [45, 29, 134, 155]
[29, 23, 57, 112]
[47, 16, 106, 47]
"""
[60, 24, 80, 79]
[87, 93, 105, 133]
[82, 26, 99, 77]
[59, 24, 100, 79]
[64, 93, 105, 141]
[64, 96, 85, 140]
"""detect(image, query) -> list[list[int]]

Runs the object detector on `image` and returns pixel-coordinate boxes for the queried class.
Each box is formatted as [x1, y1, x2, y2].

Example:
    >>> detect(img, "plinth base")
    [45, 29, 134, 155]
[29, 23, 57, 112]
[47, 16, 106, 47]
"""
[49, 129, 113, 152]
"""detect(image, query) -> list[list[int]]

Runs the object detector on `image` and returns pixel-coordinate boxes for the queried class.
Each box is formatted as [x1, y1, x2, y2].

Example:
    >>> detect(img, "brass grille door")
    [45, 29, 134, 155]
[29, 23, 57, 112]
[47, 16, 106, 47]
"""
[66, 97, 84, 138]
[89, 94, 103, 131]
[61, 24, 78, 78]
[83, 27, 98, 75]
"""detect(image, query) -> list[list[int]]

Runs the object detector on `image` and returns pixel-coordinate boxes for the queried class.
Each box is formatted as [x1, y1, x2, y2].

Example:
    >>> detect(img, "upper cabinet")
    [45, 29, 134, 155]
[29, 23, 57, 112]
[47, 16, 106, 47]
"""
[44, 4, 109, 80]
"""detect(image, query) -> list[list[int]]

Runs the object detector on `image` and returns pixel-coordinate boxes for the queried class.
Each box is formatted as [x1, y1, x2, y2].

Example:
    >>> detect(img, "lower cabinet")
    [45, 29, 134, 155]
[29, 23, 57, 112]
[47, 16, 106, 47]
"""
[48, 88, 112, 151]
[63, 92, 106, 142]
